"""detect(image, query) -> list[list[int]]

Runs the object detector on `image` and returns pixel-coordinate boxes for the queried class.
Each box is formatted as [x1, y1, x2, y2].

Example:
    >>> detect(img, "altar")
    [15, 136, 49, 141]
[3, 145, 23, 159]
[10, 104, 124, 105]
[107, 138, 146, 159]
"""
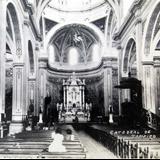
[57, 73, 92, 123]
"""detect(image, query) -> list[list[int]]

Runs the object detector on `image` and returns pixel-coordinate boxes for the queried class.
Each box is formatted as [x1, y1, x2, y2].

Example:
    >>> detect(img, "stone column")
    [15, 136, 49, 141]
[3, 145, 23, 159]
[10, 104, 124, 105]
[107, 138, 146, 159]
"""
[0, 0, 7, 122]
[38, 63, 47, 114]
[10, 64, 25, 135]
[34, 44, 39, 117]
[117, 45, 123, 116]
[104, 61, 113, 116]
[135, 17, 143, 80]
[142, 63, 155, 113]
[154, 59, 160, 115]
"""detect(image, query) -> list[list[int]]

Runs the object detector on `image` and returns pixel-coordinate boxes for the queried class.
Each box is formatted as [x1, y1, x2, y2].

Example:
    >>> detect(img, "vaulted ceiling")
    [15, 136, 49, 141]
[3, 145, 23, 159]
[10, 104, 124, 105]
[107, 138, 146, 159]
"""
[49, 24, 101, 65]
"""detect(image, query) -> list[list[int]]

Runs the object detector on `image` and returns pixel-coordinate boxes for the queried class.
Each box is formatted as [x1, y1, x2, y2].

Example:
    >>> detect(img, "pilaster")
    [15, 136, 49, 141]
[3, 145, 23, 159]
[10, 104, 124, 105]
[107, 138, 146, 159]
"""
[142, 62, 155, 113]
[0, 0, 7, 121]
[103, 60, 113, 116]
[10, 63, 25, 135]
[135, 17, 143, 80]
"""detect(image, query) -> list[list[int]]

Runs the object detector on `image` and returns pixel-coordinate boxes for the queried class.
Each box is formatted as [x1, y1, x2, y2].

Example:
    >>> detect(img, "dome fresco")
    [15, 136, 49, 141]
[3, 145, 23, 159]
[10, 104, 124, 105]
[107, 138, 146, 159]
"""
[48, 24, 102, 70]
[48, 0, 106, 12]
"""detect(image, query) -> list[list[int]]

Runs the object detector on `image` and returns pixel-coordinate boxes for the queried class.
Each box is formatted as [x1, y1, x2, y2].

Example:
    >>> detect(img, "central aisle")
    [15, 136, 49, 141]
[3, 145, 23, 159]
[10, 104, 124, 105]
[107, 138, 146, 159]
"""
[76, 131, 117, 159]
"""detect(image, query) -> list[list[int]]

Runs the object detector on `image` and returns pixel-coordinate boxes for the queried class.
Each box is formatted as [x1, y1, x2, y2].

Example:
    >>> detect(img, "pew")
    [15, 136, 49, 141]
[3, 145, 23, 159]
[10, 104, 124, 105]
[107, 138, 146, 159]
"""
[0, 126, 87, 159]
[86, 125, 160, 159]
[116, 136, 160, 159]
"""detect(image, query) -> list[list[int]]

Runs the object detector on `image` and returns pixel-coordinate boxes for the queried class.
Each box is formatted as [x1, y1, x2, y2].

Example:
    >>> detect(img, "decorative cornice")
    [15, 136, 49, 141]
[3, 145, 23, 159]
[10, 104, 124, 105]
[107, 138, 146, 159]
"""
[39, 57, 118, 73]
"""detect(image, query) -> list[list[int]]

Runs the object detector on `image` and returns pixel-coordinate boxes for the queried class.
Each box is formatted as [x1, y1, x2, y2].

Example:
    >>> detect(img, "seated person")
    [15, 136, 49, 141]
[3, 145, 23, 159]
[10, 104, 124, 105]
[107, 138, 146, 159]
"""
[48, 128, 66, 153]
[65, 129, 75, 141]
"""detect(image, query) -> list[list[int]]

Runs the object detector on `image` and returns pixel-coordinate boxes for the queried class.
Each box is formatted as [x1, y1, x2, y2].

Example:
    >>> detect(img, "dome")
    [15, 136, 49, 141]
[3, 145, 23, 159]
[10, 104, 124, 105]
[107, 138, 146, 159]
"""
[48, 0, 106, 12]
[47, 24, 103, 71]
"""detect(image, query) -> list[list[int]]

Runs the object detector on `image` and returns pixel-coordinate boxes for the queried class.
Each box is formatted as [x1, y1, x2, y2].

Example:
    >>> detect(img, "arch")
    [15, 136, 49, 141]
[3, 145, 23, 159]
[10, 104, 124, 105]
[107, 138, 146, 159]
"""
[123, 38, 136, 75]
[6, 32, 15, 55]
[144, 1, 160, 56]
[37, 0, 119, 25]
[28, 41, 34, 73]
[45, 22, 106, 57]
[7, 2, 22, 60]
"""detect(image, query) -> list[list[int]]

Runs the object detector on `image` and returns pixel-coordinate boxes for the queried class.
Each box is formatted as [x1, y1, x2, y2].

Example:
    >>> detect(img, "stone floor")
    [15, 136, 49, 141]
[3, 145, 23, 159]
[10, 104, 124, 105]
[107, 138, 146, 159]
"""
[77, 131, 118, 159]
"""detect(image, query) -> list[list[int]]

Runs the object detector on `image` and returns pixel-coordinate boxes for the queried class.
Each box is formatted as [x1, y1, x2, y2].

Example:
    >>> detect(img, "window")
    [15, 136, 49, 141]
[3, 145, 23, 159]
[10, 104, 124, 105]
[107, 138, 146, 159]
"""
[92, 44, 100, 62]
[68, 47, 79, 66]
[49, 45, 55, 64]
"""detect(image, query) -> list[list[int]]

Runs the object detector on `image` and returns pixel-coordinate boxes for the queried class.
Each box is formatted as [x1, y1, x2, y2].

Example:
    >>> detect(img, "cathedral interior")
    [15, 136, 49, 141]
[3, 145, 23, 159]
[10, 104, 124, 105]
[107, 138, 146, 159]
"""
[0, 0, 160, 159]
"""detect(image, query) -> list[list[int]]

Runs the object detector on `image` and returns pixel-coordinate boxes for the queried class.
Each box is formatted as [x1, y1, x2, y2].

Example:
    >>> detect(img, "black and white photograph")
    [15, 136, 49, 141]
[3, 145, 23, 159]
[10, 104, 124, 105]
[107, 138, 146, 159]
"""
[0, 0, 160, 159]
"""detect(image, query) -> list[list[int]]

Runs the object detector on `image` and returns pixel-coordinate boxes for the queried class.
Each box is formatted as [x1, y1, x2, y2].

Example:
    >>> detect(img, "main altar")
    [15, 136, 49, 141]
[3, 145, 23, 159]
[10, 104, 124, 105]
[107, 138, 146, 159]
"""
[57, 73, 92, 123]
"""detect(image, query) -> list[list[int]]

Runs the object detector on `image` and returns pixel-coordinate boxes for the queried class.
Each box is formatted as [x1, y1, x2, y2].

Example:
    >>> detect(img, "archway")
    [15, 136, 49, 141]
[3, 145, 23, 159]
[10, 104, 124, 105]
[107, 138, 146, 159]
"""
[121, 38, 137, 104]
[142, 1, 160, 115]
[123, 38, 137, 78]
[144, 2, 160, 56]
[7, 3, 22, 59]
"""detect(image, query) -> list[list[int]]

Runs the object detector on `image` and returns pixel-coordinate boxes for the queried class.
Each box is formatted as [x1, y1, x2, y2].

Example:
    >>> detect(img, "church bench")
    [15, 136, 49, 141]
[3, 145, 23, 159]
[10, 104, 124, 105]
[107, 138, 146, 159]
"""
[0, 142, 86, 159]
[0, 144, 83, 148]
[87, 125, 160, 159]
[148, 147, 160, 159]
[5, 140, 81, 144]
[0, 147, 85, 153]
[0, 125, 87, 159]
[117, 138, 160, 159]
[0, 152, 86, 159]
[0, 145, 84, 151]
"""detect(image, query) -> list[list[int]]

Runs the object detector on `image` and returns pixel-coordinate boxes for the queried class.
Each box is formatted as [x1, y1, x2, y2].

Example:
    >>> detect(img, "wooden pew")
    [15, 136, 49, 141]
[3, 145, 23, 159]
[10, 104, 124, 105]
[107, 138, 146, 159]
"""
[87, 125, 160, 159]
[116, 136, 160, 159]
[0, 125, 87, 159]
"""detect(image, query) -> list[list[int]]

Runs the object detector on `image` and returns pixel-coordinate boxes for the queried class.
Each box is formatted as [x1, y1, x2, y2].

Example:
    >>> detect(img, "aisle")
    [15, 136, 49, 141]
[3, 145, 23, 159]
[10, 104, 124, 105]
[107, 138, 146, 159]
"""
[77, 131, 117, 159]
